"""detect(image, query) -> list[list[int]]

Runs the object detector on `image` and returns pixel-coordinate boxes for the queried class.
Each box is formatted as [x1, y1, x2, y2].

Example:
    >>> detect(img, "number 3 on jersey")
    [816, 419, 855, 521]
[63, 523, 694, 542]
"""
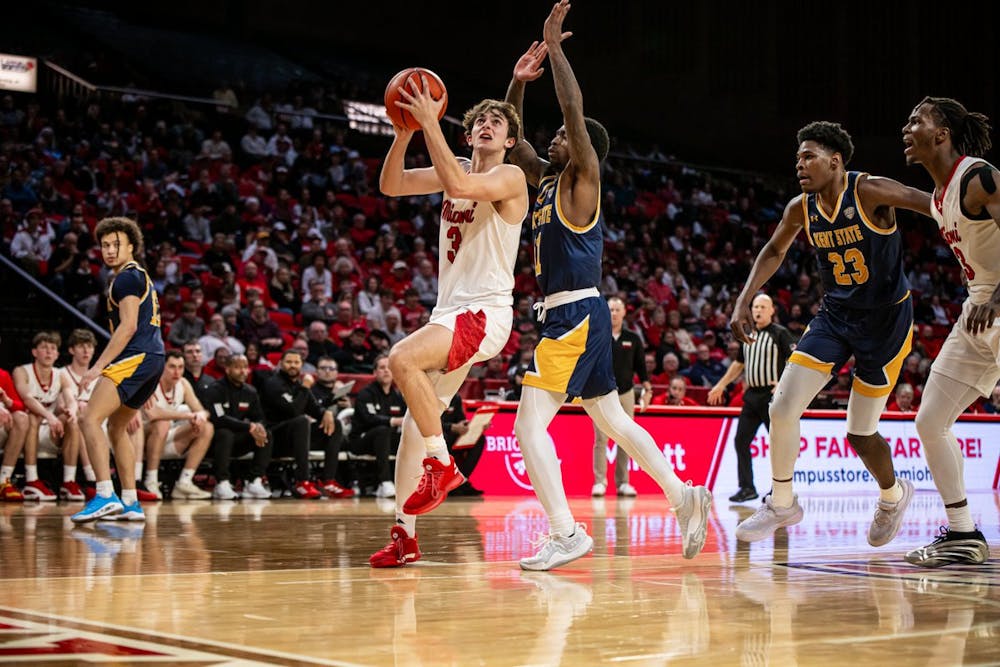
[446, 224, 462, 263]
[828, 248, 869, 286]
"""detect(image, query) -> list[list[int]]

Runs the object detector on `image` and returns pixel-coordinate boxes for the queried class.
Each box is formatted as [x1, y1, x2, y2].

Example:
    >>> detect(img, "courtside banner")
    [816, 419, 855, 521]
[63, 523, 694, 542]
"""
[0, 53, 37, 93]
[468, 404, 1000, 495]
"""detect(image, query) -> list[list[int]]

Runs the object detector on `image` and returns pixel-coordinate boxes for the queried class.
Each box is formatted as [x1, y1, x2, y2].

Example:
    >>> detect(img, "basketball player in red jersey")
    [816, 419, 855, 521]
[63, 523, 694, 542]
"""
[370, 80, 528, 567]
[903, 97, 995, 566]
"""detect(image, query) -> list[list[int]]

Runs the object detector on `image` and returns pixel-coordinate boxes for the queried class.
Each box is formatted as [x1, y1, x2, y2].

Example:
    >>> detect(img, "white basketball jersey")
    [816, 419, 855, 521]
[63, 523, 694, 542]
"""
[62, 367, 96, 402]
[19, 363, 62, 409]
[931, 156, 1000, 303]
[152, 379, 187, 411]
[434, 159, 525, 313]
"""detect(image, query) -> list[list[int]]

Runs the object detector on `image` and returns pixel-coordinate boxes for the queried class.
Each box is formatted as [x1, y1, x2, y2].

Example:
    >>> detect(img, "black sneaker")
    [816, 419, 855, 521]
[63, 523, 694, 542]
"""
[904, 526, 990, 568]
[728, 487, 759, 503]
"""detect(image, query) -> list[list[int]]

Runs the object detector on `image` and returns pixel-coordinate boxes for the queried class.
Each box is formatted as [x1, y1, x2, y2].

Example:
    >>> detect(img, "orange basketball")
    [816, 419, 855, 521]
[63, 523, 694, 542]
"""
[384, 67, 448, 131]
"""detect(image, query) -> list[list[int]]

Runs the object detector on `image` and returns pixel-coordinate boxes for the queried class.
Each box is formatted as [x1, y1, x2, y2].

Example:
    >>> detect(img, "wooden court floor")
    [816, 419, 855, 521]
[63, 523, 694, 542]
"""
[0, 490, 997, 666]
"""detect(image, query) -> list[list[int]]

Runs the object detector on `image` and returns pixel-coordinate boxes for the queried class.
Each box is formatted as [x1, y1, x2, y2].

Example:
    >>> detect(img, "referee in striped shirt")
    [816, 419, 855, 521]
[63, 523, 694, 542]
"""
[708, 294, 793, 503]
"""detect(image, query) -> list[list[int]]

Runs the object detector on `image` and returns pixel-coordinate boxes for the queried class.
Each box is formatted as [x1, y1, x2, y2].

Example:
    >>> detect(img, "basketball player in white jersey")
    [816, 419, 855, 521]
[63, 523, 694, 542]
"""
[370, 80, 528, 567]
[58, 329, 102, 500]
[902, 96, 995, 566]
[9, 331, 76, 501]
[141, 350, 213, 500]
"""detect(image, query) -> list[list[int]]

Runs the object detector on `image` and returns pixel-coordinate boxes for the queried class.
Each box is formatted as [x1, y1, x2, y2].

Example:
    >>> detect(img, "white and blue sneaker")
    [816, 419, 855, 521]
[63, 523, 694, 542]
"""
[101, 501, 145, 522]
[71, 494, 124, 524]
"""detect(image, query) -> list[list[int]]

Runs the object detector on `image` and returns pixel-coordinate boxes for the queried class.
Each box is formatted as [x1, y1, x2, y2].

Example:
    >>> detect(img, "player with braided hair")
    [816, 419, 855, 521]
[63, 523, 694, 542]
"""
[902, 96, 995, 567]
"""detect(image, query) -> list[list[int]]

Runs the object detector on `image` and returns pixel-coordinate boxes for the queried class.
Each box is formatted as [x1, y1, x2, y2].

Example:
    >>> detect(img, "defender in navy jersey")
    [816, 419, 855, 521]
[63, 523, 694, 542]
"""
[504, 0, 711, 571]
[731, 121, 932, 548]
[72, 217, 165, 524]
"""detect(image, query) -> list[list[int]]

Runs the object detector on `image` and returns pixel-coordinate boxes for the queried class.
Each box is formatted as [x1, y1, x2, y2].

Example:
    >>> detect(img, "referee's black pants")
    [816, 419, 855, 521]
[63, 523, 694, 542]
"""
[733, 386, 772, 491]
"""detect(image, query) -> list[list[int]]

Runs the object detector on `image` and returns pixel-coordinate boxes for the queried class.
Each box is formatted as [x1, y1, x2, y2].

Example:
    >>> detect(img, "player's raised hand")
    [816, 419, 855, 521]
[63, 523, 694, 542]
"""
[543, 0, 574, 47]
[514, 41, 550, 82]
[396, 75, 446, 130]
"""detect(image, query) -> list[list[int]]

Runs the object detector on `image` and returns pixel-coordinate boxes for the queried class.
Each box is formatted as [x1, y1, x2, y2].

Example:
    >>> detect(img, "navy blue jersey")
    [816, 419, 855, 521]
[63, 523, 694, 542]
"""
[531, 174, 603, 295]
[803, 171, 909, 309]
[107, 261, 165, 359]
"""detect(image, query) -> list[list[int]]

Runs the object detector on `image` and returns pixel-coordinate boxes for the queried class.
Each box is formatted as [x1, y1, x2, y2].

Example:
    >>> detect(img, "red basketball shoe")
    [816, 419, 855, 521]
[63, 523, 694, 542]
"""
[0, 479, 23, 502]
[321, 480, 355, 498]
[293, 480, 322, 499]
[369, 526, 421, 568]
[402, 456, 465, 515]
[22, 480, 57, 501]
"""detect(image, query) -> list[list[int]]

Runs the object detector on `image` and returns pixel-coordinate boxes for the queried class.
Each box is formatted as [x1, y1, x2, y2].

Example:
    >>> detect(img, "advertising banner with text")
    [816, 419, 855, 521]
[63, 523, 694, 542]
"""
[468, 405, 1000, 496]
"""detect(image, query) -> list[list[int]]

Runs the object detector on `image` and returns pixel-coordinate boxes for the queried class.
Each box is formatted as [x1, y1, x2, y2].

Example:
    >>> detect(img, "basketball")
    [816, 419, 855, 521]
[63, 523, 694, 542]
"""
[384, 67, 448, 130]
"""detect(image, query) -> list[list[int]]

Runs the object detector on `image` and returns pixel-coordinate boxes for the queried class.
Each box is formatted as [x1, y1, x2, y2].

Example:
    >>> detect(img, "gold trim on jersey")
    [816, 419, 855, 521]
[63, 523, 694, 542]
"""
[555, 174, 601, 234]
[102, 353, 146, 386]
[854, 173, 896, 236]
[107, 261, 151, 308]
[816, 172, 849, 223]
[522, 315, 590, 393]
[788, 351, 835, 375]
[851, 326, 913, 398]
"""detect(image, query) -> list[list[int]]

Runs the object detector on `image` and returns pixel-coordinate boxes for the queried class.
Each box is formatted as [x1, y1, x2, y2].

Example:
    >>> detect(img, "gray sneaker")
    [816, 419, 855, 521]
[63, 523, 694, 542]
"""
[675, 484, 713, 559]
[519, 522, 594, 571]
[868, 478, 914, 547]
[735, 494, 804, 542]
[904, 526, 990, 568]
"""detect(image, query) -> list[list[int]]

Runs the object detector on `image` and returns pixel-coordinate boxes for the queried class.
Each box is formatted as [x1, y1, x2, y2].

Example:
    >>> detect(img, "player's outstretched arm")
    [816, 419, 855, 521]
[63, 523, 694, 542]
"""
[858, 175, 931, 216]
[506, 40, 551, 187]
[379, 124, 443, 197]
[730, 198, 806, 343]
[544, 1, 599, 226]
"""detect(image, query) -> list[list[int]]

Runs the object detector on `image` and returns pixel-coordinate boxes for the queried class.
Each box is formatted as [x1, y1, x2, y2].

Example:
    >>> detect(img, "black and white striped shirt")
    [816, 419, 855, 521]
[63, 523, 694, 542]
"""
[737, 323, 794, 388]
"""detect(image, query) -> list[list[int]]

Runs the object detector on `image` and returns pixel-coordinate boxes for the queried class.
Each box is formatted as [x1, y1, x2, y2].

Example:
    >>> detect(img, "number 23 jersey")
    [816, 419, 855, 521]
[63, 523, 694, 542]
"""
[802, 171, 909, 309]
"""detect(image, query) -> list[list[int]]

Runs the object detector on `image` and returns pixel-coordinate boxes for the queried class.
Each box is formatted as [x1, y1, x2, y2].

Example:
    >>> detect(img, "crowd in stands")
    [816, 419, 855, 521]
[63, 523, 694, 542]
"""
[0, 76, 994, 500]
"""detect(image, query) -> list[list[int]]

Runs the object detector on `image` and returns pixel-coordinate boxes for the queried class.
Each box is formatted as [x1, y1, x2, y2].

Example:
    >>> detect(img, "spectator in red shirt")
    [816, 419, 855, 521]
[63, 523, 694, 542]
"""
[348, 212, 376, 247]
[329, 300, 366, 344]
[238, 261, 272, 307]
[653, 377, 699, 406]
[398, 288, 426, 333]
[886, 383, 916, 412]
[383, 260, 412, 299]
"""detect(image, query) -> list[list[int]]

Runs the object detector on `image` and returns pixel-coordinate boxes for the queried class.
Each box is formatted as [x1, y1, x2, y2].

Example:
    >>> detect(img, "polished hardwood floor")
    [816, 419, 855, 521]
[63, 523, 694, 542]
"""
[0, 489, 997, 666]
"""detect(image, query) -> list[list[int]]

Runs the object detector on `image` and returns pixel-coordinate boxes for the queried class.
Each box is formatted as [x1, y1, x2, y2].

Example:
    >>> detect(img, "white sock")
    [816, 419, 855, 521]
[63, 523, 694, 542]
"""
[1, 465, 14, 482]
[179, 469, 195, 484]
[25, 464, 38, 483]
[83, 465, 96, 482]
[424, 434, 450, 464]
[63, 466, 76, 483]
[144, 470, 159, 489]
[96, 480, 114, 498]
[945, 505, 975, 533]
[880, 480, 903, 504]
[121, 489, 137, 505]
[134, 461, 143, 481]
[395, 512, 416, 536]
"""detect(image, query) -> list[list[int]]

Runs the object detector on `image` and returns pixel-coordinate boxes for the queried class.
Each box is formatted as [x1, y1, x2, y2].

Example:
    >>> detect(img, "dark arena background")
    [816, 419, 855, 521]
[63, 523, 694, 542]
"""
[0, 2, 997, 665]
